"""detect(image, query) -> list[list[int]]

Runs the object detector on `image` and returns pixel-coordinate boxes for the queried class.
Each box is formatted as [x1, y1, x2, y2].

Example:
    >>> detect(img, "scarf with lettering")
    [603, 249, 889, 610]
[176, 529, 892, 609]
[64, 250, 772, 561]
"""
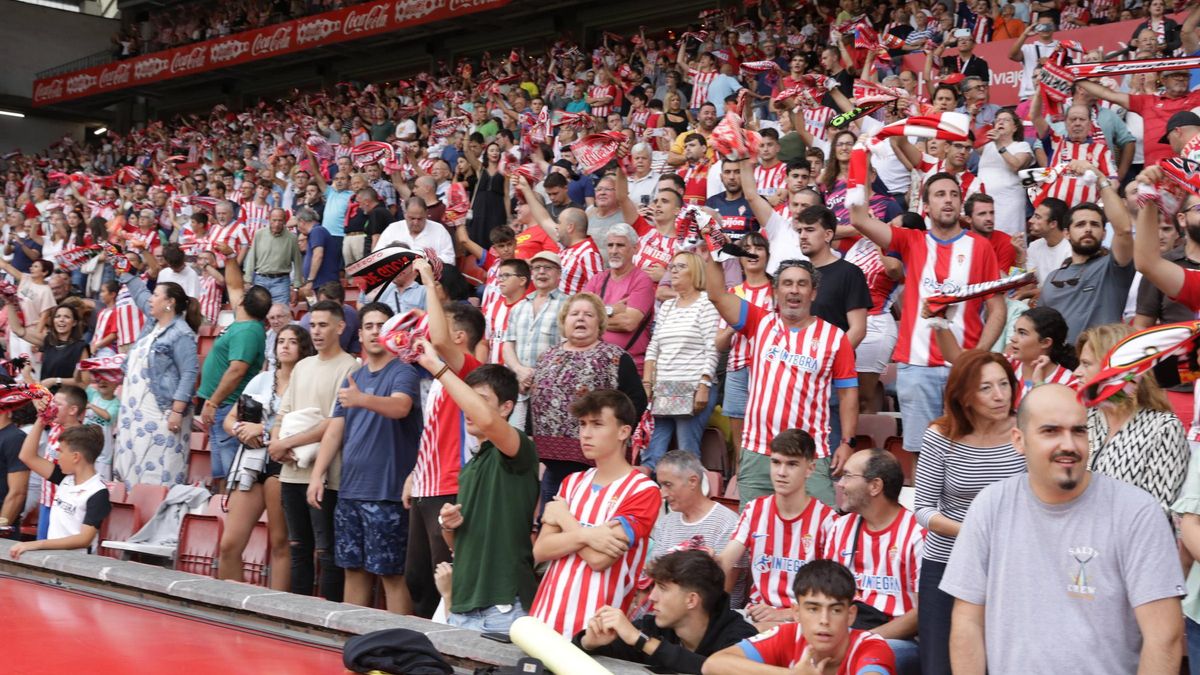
[846, 112, 971, 207]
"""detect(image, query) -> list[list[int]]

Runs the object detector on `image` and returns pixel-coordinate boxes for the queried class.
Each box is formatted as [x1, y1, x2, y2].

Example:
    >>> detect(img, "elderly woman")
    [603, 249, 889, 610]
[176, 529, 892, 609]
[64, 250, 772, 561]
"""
[1074, 324, 1188, 512]
[642, 252, 720, 472]
[530, 292, 648, 504]
[976, 109, 1034, 237]
[113, 256, 201, 488]
[914, 350, 1026, 675]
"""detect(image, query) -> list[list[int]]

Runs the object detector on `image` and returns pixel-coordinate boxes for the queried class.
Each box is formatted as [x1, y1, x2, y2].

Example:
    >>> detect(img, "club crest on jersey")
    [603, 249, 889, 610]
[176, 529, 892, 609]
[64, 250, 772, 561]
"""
[1067, 546, 1098, 599]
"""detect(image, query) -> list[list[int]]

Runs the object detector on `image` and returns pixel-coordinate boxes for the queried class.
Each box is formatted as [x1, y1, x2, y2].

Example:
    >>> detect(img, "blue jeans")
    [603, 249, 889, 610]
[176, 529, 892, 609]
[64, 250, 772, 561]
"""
[37, 503, 50, 540]
[1188, 616, 1200, 675]
[448, 598, 526, 632]
[896, 363, 951, 452]
[886, 638, 920, 675]
[642, 389, 718, 472]
[208, 401, 238, 479]
[253, 274, 292, 306]
[917, 559, 953, 675]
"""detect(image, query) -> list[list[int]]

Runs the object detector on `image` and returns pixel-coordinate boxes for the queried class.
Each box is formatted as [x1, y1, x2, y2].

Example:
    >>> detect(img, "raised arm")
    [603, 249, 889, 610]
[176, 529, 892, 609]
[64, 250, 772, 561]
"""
[613, 163, 643, 225]
[1078, 160, 1131, 265]
[414, 338, 520, 457]
[303, 145, 328, 193]
[701, 226, 746, 326]
[414, 257, 464, 372]
[1185, 4, 1200, 55]
[1029, 89, 1050, 140]
[515, 176, 560, 240]
[1075, 79, 1130, 112]
[739, 159, 776, 226]
[848, 169, 894, 250]
[1133, 168, 1186, 298]
[889, 136, 924, 171]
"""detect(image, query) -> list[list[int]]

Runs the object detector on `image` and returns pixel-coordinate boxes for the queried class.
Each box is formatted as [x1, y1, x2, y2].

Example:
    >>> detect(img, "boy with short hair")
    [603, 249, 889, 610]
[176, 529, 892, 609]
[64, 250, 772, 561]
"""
[413, 346, 540, 631]
[84, 380, 119, 481]
[530, 389, 662, 637]
[718, 429, 835, 629]
[28, 385, 85, 540]
[704, 560, 896, 674]
[11, 424, 110, 558]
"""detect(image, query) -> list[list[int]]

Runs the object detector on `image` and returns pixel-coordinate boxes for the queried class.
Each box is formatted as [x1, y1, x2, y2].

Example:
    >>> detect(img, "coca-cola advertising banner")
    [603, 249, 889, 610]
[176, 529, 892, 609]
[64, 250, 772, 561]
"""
[32, 0, 511, 106]
[901, 16, 1164, 107]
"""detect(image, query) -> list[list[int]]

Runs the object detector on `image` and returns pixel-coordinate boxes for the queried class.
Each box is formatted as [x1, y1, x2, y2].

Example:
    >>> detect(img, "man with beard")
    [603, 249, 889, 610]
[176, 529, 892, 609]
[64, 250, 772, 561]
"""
[669, 102, 719, 169]
[1038, 160, 1134, 344]
[942, 384, 1184, 674]
[582, 223, 656, 374]
[678, 134, 713, 206]
[965, 194, 1017, 272]
[1161, 111, 1200, 163]
[705, 160, 760, 288]
[850, 172, 1005, 457]
[516, 177, 602, 294]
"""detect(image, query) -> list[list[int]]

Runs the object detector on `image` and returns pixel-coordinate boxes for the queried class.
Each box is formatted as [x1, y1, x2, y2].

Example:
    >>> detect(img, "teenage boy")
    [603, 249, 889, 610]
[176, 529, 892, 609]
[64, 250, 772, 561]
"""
[404, 257, 487, 618]
[703, 560, 896, 674]
[413, 344, 540, 631]
[718, 429, 836, 628]
[530, 389, 663, 637]
[28, 385, 85, 540]
[307, 302, 422, 613]
[576, 549, 758, 674]
[11, 425, 109, 558]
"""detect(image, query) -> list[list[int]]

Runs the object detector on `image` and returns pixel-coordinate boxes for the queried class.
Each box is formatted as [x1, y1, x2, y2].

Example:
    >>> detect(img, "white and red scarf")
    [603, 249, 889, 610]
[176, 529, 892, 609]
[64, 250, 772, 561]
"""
[846, 112, 972, 207]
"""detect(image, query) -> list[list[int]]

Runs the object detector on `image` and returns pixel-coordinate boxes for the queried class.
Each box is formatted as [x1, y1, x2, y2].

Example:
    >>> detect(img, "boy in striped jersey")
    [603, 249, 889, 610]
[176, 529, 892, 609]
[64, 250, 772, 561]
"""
[705, 560, 895, 675]
[826, 450, 924, 675]
[718, 429, 836, 629]
[530, 390, 662, 637]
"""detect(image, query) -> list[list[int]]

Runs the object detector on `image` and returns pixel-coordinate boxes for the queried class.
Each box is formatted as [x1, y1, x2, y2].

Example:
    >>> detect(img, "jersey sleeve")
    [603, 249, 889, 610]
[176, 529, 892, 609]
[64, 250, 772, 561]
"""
[851, 638, 897, 674]
[82, 490, 112, 529]
[1125, 93, 1148, 115]
[832, 334, 858, 388]
[730, 499, 756, 547]
[48, 464, 66, 486]
[1168, 268, 1200, 312]
[886, 225, 917, 259]
[731, 299, 764, 335]
[612, 481, 663, 546]
[631, 215, 653, 237]
[740, 623, 797, 667]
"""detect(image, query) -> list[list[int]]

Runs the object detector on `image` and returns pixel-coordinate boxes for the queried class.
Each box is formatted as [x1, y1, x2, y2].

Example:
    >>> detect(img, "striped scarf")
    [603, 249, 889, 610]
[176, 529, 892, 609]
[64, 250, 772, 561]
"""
[846, 112, 972, 207]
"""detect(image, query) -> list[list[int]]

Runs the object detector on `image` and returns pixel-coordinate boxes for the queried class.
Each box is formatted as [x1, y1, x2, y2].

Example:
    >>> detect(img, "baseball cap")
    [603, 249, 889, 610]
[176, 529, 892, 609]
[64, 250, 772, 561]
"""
[529, 251, 561, 267]
[1159, 111, 1200, 144]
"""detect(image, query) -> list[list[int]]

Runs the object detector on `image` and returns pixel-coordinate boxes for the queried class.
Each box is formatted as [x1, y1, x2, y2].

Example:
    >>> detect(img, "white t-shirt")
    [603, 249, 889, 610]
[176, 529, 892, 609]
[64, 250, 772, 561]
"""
[46, 466, 110, 551]
[1019, 40, 1060, 98]
[761, 211, 807, 276]
[1027, 236, 1073, 286]
[158, 266, 201, 298]
[374, 219, 456, 264]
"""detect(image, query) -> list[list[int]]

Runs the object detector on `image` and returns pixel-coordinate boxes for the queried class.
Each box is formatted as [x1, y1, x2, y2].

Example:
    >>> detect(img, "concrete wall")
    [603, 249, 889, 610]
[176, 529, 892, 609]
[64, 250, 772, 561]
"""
[0, 0, 118, 98]
[0, 115, 87, 156]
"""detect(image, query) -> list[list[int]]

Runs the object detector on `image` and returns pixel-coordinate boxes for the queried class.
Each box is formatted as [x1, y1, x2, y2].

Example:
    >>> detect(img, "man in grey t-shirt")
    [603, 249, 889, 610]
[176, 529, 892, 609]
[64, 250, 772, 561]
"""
[1038, 187, 1135, 344]
[941, 384, 1184, 674]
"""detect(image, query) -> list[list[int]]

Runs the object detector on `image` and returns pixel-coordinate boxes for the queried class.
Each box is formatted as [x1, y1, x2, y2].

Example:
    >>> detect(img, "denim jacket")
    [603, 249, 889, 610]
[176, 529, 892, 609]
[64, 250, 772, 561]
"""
[120, 275, 200, 411]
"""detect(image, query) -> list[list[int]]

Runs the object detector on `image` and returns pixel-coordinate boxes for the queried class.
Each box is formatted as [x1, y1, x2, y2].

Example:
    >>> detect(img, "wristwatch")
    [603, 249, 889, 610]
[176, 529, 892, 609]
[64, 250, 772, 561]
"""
[604, 305, 614, 317]
[845, 436, 858, 449]
[633, 632, 650, 652]
[997, 146, 1008, 155]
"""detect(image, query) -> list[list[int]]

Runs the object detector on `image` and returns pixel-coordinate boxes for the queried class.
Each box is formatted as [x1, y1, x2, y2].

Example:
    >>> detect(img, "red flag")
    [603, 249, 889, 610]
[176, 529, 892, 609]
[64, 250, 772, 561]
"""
[571, 131, 626, 175]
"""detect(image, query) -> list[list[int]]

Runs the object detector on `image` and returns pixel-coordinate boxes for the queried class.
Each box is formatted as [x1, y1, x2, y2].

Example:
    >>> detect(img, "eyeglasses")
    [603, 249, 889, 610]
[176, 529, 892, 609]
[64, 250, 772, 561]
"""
[530, 264, 557, 272]
[667, 263, 690, 272]
[496, 272, 526, 280]
[835, 472, 866, 483]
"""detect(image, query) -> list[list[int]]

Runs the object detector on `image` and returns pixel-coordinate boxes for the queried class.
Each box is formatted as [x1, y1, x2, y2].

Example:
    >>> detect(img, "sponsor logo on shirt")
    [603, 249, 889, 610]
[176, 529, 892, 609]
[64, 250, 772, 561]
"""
[754, 554, 808, 574]
[1067, 546, 1098, 599]
[764, 346, 820, 372]
[855, 573, 903, 595]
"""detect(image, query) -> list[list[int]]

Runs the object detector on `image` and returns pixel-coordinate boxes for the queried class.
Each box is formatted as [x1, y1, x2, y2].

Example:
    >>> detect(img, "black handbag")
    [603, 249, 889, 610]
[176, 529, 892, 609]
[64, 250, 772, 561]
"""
[237, 394, 263, 424]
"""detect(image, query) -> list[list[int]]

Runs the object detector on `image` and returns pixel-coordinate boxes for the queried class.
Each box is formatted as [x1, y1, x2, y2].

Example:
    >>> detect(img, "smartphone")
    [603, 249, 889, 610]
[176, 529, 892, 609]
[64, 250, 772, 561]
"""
[640, 194, 650, 206]
[481, 631, 512, 644]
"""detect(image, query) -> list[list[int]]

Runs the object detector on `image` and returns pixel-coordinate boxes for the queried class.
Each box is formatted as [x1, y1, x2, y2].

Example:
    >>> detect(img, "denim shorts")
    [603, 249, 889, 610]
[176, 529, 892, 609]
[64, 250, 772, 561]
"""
[208, 401, 238, 480]
[896, 363, 951, 452]
[448, 597, 527, 632]
[723, 367, 750, 419]
[334, 498, 409, 576]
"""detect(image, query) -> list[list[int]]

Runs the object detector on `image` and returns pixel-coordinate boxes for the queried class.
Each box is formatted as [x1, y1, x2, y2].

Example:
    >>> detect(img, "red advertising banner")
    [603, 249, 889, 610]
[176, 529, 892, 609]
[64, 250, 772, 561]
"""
[900, 16, 1159, 107]
[32, 0, 511, 106]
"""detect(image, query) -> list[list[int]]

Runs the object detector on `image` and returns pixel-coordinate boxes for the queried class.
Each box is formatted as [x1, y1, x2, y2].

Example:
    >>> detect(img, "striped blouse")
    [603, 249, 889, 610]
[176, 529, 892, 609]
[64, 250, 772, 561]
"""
[643, 294, 720, 383]
[914, 426, 1026, 563]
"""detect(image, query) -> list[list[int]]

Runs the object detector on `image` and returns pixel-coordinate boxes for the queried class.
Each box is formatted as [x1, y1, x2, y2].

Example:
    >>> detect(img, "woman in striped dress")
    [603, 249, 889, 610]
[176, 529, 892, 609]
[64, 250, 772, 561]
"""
[914, 350, 1026, 675]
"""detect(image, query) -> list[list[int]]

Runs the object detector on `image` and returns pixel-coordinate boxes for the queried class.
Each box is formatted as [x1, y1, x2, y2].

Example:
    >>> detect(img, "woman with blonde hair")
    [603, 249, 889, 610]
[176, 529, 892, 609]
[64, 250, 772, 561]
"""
[1075, 323, 1188, 511]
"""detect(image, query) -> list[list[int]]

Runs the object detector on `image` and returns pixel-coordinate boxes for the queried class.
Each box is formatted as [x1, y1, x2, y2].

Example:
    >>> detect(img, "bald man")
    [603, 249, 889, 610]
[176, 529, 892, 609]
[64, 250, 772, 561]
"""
[942, 384, 1183, 675]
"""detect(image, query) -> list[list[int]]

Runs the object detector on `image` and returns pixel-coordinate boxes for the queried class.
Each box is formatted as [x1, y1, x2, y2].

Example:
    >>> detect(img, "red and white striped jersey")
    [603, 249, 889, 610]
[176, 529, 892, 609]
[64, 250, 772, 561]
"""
[742, 624, 894, 672]
[38, 424, 63, 508]
[114, 288, 145, 346]
[735, 305, 857, 457]
[629, 109, 661, 136]
[205, 221, 250, 267]
[238, 201, 273, 238]
[1006, 355, 1077, 405]
[559, 238, 604, 295]
[754, 162, 788, 198]
[480, 257, 503, 319]
[530, 468, 662, 636]
[1042, 131, 1116, 206]
[726, 281, 774, 371]
[199, 275, 222, 326]
[971, 15, 992, 42]
[484, 294, 525, 365]
[636, 229, 677, 273]
[1089, 0, 1114, 20]
[589, 84, 619, 119]
[126, 229, 161, 253]
[731, 495, 835, 608]
[823, 509, 925, 619]
[912, 153, 984, 215]
[91, 306, 118, 351]
[678, 161, 711, 206]
[804, 108, 835, 143]
[844, 237, 897, 317]
[411, 354, 482, 498]
[889, 226, 1000, 367]
[687, 69, 718, 110]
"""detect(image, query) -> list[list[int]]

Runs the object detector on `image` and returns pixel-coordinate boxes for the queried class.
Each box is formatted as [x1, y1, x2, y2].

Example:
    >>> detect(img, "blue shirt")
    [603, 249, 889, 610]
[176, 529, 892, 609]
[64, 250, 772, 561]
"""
[706, 74, 745, 116]
[332, 359, 423, 501]
[11, 236, 40, 273]
[300, 303, 360, 354]
[568, 174, 595, 206]
[322, 187, 353, 237]
[302, 225, 341, 288]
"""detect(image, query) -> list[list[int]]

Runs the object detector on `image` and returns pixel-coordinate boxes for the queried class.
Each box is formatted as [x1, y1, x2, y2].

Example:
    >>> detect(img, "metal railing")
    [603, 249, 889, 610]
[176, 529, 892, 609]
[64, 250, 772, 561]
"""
[36, 49, 114, 79]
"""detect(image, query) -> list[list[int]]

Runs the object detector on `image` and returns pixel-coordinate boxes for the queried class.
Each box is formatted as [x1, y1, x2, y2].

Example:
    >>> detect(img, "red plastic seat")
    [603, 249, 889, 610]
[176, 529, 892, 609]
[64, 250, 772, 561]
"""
[98, 502, 137, 559]
[241, 521, 270, 586]
[705, 470, 724, 499]
[186, 449, 212, 487]
[128, 484, 169, 530]
[175, 513, 222, 577]
[859, 414, 900, 450]
[105, 481, 127, 503]
[699, 427, 727, 475]
[723, 474, 739, 501]
[189, 431, 208, 452]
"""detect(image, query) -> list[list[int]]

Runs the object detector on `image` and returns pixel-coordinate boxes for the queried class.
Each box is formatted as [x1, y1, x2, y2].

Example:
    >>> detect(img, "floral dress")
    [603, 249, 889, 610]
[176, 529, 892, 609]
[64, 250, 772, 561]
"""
[530, 341, 627, 465]
[113, 324, 191, 488]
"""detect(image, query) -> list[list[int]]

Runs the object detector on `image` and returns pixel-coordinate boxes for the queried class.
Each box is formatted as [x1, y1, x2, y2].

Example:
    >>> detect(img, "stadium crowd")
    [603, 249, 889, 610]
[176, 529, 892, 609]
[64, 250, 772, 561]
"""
[8, 0, 1200, 671]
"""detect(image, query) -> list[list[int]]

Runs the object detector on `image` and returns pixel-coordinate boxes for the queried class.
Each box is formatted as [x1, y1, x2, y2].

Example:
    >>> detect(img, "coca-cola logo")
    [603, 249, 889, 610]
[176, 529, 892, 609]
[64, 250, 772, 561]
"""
[394, 0, 441, 23]
[297, 18, 340, 44]
[210, 39, 249, 64]
[135, 57, 169, 80]
[65, 73, 97, 95]
[171, 46, 207, 73]
[343, 3, 389, 35]
[98, 63, 131, 87]
[251, 26, 292, 56]
[449, 0, 497, 10]
[34, 79, 64, 102]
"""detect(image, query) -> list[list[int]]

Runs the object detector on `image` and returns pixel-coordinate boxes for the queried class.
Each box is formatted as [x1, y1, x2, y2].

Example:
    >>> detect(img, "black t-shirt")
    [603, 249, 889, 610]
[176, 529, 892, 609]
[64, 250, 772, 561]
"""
[821, 70, 854, 110]
[0, 424, 27, 508]
[811, 258, 873, 332]
[365, 204, 394, 239]
[942, 54, 990, 82]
